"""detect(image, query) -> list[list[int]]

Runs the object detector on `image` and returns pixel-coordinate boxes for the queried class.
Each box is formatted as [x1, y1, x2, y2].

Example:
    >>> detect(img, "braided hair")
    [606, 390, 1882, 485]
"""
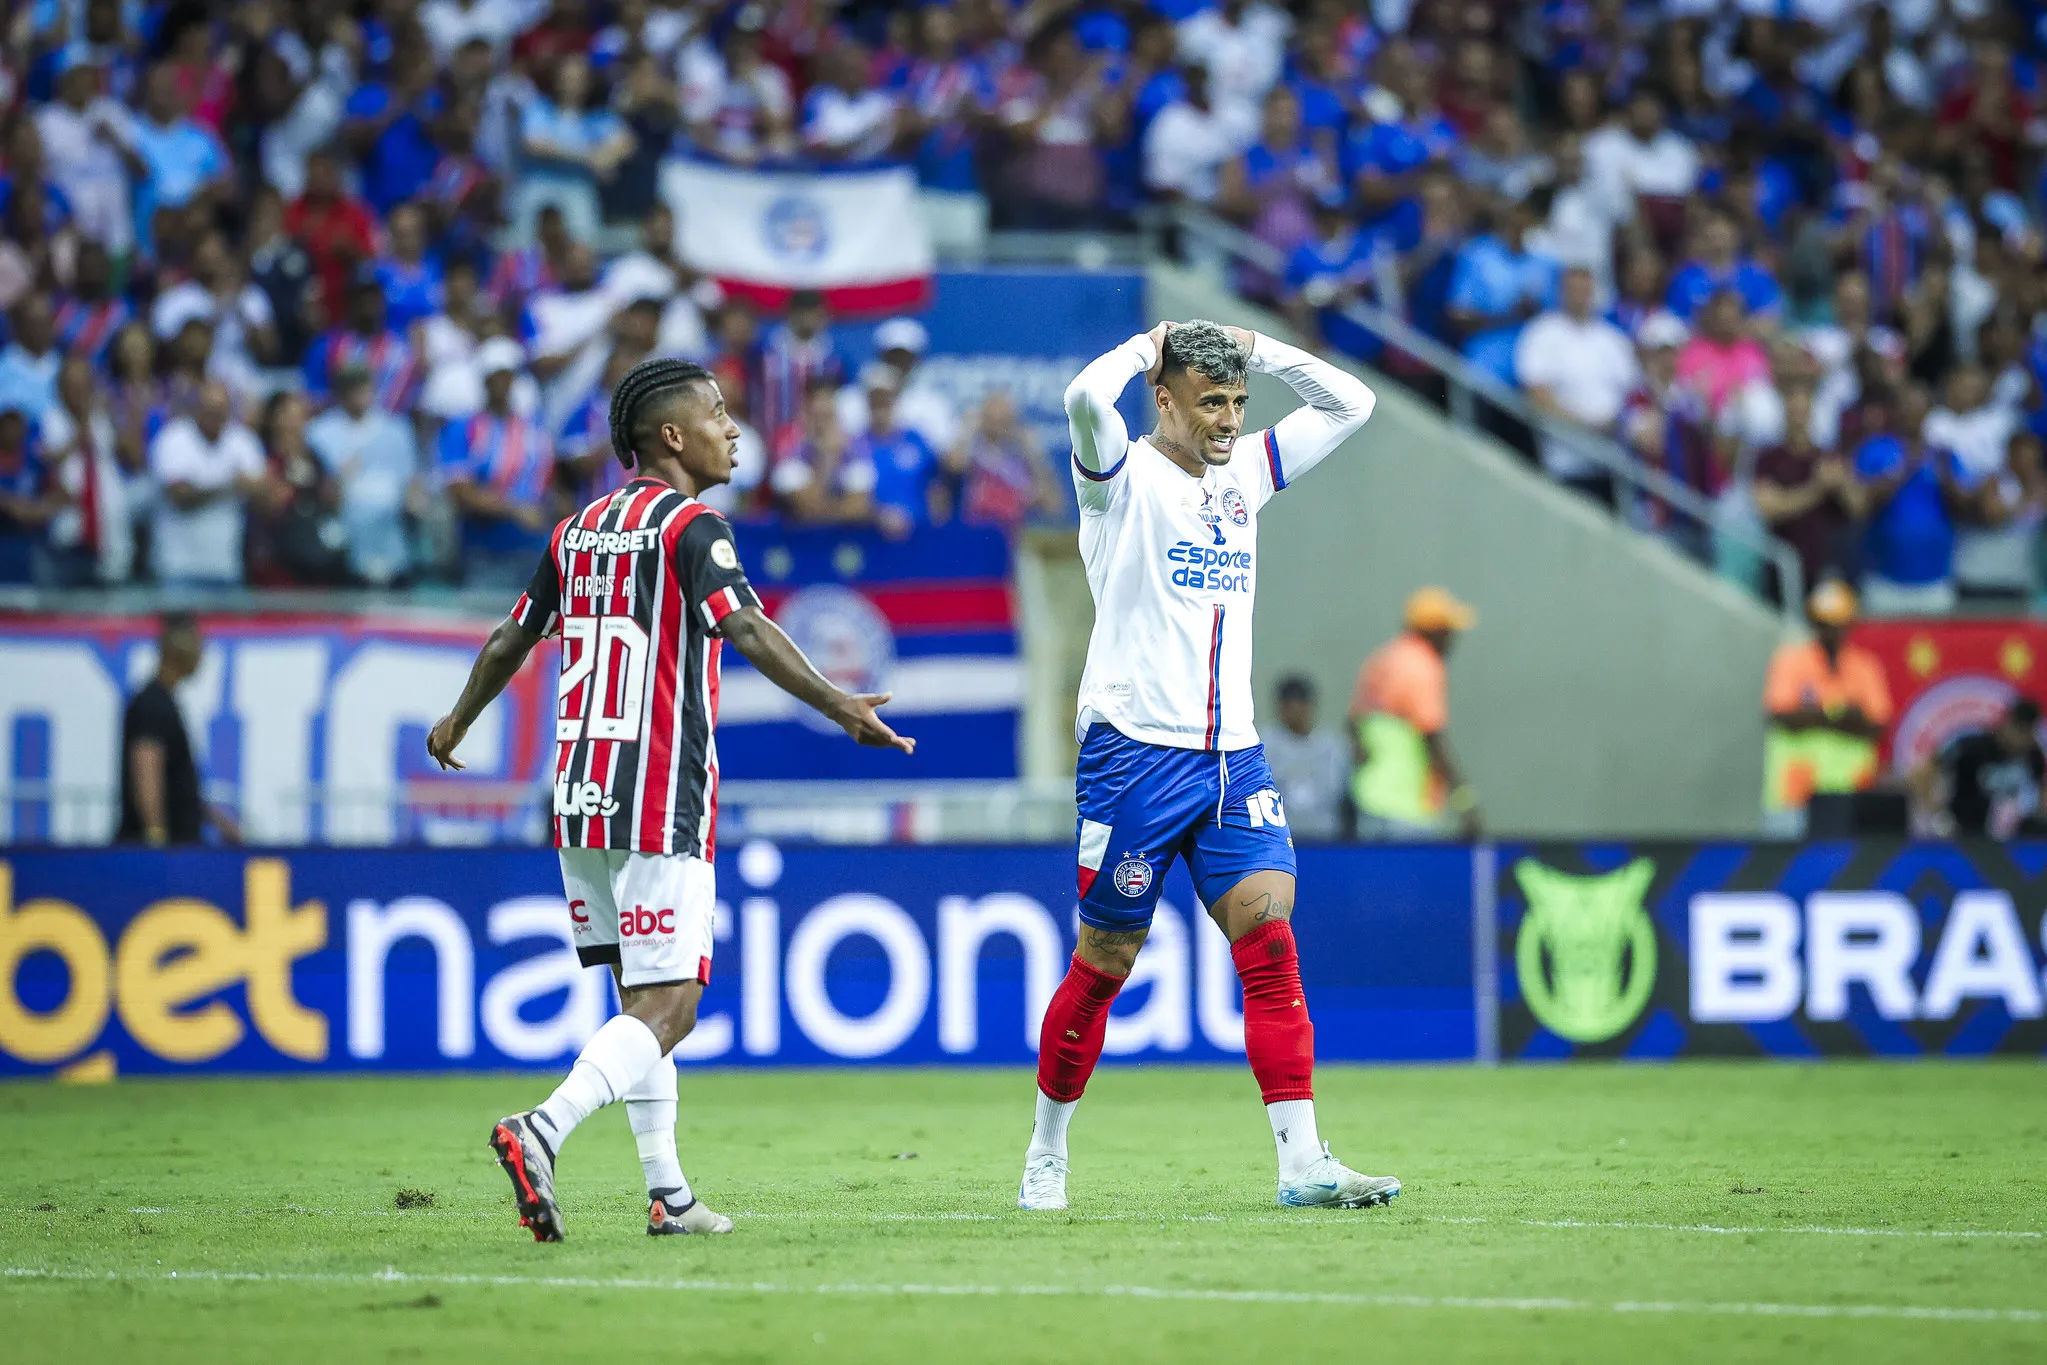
[606, 356, 713, 469]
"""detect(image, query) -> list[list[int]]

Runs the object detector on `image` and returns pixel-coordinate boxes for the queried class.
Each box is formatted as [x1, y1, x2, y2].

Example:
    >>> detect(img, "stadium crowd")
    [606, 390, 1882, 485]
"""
[1, 0, 2046, 606]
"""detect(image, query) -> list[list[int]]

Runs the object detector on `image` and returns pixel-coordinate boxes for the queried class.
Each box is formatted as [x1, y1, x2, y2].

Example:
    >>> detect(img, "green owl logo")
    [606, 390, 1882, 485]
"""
[1513, 858, 1659, 1045]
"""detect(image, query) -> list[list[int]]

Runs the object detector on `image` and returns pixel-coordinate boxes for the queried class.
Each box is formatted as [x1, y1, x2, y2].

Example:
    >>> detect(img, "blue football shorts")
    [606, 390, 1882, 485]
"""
[1074, 722, 1297, 931]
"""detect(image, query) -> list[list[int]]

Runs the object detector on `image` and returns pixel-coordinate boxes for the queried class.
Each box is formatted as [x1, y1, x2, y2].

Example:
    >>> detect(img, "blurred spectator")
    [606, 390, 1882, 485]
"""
[1675, 291, 1771, 417]
[1926, 364, 2018, 486]
[250, 391, 349, 588]
[1345, 50, 1460, 232]
[840, 364, 940, 537]
[771, 377, 857, 524]
[0, 294, 63, 417]
[1350, 587, 1479, 839]
[602, 204, 721, 361]
[150, 230, 278, 400]
[516, 52, 634, 242]
[1262, 674, 1348, 842]
[1853, 384, 1966, 615]
[681, 6, 796, 164]
[307, 366, 420, 587]
[0, 402, 62, 585]
[1583, 88, 1699, 248]
[1909, 697, 2047, 840]
[344, 43, 443, 217]
[952, 389, 1061, 532]
[1761, 579, 1891, 838]
[995, 27, 1117, 229]
[440, 339, 556, 586]
[1951, 428, 2046, 605]
[900, 3, 992, 199]
[1752, 382, 1866, 596]
[1176, 0, 1287, 141]
[603, 53, 683, 223]
[1445, 192, 1558, 379]
[38, 355, 132, 586]
[370, 203, 446, 334]
[1458, 106, 1549, 206]
[1666, 212, 1782, 324]
[286, 149, 379, 329]
[800, 40, 898, 162]
[304, 279, 418, 414]
[125, 62, 232, 254]
[1514, 265, 1639, 503]
[36, 52, 135, 257]
[837, 317, 957, 455]
[1216, 86, 1339, 260]
[756, 290, 845, 443]
[245, 189, 316, 367]
[54, 241, 133, 368]
[1144, 65, 1235, 207]
[147, 379, 266, 588]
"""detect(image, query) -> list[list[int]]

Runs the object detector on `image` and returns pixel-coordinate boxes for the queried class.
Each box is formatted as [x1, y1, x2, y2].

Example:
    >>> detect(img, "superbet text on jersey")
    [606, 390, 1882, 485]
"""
[512, 477, 761, 857]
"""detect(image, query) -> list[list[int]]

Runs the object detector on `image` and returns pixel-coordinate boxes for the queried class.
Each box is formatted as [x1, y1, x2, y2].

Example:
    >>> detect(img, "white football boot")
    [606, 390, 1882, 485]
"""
[1017, 1153, 1070, 1210]
[1277, 1143, 1402, 1208]
[647, 1188, 734, 1235]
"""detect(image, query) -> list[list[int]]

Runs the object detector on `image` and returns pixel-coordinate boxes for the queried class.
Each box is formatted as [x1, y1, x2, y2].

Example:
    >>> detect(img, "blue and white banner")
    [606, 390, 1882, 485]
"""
[0, 845, 1478, 1076]
[661, 157, 934, 314]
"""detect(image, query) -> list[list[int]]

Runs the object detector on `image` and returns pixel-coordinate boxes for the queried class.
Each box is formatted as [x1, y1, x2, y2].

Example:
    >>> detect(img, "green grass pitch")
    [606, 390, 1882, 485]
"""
[2, 1062, 2043, 1363]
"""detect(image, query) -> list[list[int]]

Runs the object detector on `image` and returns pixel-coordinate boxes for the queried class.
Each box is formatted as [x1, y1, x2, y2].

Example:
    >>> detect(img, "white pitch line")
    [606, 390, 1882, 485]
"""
[3, 1266, 2042, 1325]
[9, 1208, 2046, 1240]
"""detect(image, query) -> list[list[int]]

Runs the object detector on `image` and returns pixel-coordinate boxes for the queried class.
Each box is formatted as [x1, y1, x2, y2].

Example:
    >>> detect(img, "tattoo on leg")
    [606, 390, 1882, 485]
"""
[1080, 925, 1149, 956]
[1235, 890, 1293, 925]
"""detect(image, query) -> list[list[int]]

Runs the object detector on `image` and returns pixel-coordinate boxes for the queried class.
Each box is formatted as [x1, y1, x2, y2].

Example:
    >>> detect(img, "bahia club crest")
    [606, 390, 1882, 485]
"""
[1511, 858, 1658, 1045]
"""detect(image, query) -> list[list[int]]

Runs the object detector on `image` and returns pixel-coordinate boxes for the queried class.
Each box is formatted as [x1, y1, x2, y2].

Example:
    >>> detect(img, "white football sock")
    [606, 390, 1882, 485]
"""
[532, 1014, 664, 1152]
[1025, 1088, 1078, 1162]
[623, 1049, 689, 1200]
[1268, 1099, 1322, 1181]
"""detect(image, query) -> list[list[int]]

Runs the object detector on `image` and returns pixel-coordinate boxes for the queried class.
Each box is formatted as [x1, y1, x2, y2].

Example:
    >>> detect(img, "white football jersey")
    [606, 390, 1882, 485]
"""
[1066, 330, 1376, 751]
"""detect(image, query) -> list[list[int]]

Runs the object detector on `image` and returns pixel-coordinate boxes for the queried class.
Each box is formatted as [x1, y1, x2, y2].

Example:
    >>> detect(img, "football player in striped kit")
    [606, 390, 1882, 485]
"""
[428, 357, 914, 1240]
[1018, 320, 1400, 1212]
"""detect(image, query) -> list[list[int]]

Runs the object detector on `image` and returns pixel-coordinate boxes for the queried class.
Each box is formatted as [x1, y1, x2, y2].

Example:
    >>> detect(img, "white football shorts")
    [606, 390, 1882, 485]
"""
[557, 849, 717, 989]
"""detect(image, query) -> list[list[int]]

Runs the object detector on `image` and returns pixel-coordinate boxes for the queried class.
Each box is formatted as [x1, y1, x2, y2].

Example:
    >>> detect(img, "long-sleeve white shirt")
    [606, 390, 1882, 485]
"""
[1066, 331, 1376, 751]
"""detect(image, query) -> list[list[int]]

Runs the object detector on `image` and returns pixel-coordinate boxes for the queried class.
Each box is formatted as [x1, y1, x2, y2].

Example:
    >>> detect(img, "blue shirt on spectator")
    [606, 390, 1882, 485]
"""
[1854, 434, 1955, 586]
[1343, 115, 1460, 185]
[345, 84, 444, 213]
[371, 257, 445, 333]
[439, 412, 556, 556]
[1665, 258, 1783, 322]
[1447, 234, 1558, 323]
[849, 425, 937, 527]
[127, 115, 226, 250]
[520, 99, 627, 179]
[0, 427, 47, 584]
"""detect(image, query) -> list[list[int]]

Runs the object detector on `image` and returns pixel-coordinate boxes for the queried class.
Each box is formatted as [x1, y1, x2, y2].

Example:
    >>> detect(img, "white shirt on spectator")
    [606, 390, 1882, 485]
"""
[149, 416, 264, 584]
[1582, 123, 1700, 225]
[836, 382, 961, 457]
[1144, 99, 1239, 203]
[1927, 402, 2018, 483]
[35, 97, 134, 253]
[38, 405, 132, 582]
[801, 87, 897, 160]
[1514, 310, 1640, 479]
[1527, 181, 1617, 300]
[1176, 3, 1289, 138]
[152, 281, 273, 386]
[421, 0, 520, 62]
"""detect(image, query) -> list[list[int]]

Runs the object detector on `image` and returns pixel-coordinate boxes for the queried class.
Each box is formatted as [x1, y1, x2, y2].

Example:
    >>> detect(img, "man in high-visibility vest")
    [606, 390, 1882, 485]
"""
[1762, 579, 1894, 837]
[1349, 587, 1479, 837]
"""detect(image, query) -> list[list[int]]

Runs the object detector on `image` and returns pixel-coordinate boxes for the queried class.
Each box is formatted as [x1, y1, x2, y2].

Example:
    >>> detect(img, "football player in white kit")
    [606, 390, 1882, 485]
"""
[1017, 319, 1400, 1211]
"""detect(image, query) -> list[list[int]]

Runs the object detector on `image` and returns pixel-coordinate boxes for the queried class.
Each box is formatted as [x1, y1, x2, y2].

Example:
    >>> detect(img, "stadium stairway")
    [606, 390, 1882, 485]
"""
[1017, 262, 1786, 839]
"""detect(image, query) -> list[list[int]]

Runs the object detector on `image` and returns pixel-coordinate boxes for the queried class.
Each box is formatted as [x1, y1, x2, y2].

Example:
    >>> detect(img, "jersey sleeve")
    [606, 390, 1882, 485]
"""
[677, 511, 764, 637]
[510, 522, 564, 636]
[1242, 332, 1378, 504]
[1065, 332, 1156, 514]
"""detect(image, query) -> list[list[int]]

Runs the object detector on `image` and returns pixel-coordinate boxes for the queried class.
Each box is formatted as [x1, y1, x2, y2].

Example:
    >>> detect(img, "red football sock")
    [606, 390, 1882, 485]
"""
[1232, 920, 1315, 1103]
[1035, 953, 1125, 1102]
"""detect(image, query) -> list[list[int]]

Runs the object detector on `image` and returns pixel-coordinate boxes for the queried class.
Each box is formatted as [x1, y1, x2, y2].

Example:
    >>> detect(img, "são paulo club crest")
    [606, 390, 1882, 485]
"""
[1219, 486, 1249, 526]
[774, 585, 896, 733]
[1112, 857, 1154, 897]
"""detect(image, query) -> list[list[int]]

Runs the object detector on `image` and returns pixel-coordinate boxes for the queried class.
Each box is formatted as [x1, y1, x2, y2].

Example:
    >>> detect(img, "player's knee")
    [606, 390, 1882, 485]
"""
[631, 982, 702, 1053]
[1210, 871, 1297, 941]
[1076, 924, 1147, 977]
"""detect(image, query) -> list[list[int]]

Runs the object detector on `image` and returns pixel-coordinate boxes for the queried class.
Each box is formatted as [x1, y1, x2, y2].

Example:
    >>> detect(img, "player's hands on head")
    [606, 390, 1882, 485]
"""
[834, 692, 916, 754]
[427, 714, 468, 770]
[1224, 326, 1257, 353]
[1144, 320, 1176, 384]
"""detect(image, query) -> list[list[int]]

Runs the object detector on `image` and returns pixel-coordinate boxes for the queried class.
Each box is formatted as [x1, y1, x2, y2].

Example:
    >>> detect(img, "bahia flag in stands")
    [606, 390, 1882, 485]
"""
[661, 157, 935, 315]
[720, 522, 1020, 779]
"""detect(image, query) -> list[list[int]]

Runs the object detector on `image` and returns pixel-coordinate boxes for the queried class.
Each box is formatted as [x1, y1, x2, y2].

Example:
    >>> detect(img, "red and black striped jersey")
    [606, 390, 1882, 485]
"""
[511, 477, 761, 857]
